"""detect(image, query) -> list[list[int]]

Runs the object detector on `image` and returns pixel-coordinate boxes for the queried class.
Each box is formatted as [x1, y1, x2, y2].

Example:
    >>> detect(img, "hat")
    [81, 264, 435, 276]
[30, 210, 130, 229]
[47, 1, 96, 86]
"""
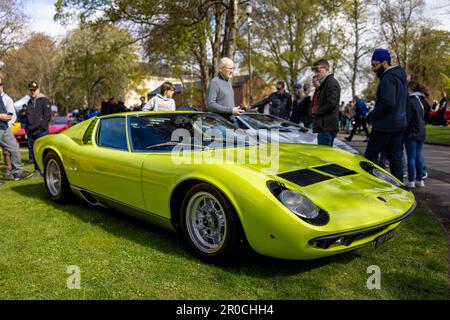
[371, 48, 391, 64]
[28, 81, 39, 90]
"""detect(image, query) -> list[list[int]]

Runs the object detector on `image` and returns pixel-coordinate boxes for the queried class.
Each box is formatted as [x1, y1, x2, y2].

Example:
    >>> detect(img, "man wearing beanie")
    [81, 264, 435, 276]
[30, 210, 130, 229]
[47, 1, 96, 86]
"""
[365, 48, 407, 181]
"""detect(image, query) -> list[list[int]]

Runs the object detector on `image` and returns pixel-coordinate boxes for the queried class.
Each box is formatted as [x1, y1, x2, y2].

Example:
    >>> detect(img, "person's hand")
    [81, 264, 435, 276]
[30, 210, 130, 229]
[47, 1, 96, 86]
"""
[232, 106, 245, 116]
[0, 113, 12, 122]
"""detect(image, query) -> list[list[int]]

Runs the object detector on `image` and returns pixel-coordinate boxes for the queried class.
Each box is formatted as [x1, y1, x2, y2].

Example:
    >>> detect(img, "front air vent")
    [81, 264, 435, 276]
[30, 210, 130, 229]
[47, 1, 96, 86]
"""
[278, 169, 332, 187]
[315, 164, 357, 177]
[82, 118, 99, 145]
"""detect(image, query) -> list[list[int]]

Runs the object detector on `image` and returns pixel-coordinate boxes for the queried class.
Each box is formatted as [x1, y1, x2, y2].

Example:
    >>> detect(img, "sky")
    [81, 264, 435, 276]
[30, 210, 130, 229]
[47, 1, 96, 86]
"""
[23, 0, 450, 37]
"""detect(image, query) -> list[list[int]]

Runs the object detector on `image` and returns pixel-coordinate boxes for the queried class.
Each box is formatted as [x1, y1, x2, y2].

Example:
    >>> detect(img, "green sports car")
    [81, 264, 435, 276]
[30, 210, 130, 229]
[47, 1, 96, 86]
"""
[34, 111, 416, 263]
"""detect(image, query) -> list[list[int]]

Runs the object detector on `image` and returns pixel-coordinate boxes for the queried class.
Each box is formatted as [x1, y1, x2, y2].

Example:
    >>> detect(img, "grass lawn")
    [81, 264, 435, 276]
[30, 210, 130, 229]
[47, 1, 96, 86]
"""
[0, 152, 448, 299]
[426, 125, 450, 146]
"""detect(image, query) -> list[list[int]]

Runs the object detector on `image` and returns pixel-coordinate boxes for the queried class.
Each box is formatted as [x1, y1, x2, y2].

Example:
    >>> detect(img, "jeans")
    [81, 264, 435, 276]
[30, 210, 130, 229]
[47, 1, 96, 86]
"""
[404, 138, 424, 183]
[0, 128, 23, 175]
[317, 130, 338, 147]
[28, 130, 49, 172]
[365, 130, 404, 181]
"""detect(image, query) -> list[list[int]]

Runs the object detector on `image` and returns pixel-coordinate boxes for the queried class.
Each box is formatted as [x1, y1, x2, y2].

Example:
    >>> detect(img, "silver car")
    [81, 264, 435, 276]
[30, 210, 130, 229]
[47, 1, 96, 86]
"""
[235, 113, 359, 154]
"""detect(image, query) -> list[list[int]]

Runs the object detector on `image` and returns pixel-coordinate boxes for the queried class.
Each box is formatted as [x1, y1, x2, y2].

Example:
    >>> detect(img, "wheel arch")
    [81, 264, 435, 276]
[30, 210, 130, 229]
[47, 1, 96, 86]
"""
[169, 177, 245, 233]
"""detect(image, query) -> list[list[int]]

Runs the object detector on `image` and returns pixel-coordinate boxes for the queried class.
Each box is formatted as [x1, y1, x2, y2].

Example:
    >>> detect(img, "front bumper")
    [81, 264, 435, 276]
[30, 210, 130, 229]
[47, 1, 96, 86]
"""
[308, 201, 416, 250]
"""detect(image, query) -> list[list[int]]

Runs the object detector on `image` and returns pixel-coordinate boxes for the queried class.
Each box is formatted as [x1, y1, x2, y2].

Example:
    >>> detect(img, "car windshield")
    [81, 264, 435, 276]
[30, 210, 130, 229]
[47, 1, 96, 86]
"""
[239, 114, 307, 131]
[129, 113, 258, 151]
[50, 117, 67, 125]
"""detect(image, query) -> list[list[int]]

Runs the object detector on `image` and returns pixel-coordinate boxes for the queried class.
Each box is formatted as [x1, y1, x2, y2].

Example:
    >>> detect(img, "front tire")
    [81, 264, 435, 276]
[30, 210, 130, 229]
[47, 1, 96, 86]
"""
[44, 151, 72, 203]
[180, 183, 245, 263]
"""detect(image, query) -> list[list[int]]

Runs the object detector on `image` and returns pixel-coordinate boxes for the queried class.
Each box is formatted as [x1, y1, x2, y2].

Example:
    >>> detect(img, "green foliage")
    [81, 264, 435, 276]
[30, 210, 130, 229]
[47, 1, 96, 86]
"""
[240, 0, 346, 91]
[408, 28, 450, 98]
[1, 33, 61, 101]
[56, 24, 144, 109]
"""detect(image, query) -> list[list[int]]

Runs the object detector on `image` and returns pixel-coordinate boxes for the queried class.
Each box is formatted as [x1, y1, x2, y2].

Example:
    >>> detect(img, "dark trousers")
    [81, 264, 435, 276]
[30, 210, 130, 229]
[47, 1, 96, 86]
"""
[28, 130, 49, 172]
[365, 130, 404, 181]
[349, 116, 369, 139]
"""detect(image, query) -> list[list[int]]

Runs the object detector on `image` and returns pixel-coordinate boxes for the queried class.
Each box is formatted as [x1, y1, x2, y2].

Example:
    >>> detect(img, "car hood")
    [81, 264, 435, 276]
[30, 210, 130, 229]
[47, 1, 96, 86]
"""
[237, 143, 414, 230]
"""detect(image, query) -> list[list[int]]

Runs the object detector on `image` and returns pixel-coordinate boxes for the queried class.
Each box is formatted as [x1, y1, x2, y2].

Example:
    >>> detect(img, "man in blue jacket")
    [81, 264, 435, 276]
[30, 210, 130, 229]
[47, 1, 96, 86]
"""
[365, 49, 407, 181]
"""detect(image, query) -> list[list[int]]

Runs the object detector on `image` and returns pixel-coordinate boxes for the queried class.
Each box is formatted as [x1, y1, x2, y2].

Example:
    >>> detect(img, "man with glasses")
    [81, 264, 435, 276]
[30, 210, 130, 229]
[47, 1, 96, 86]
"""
[25, 81, 52, 176]
[364, 49, 407, 181]
[207, 57, 245, 118]
[310, 59, 341, 147]
[0, 79, 33, 181]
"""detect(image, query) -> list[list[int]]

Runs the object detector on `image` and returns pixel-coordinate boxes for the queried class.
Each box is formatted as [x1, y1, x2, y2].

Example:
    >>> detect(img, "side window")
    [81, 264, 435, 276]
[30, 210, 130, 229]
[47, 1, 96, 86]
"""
[97, 117, 128, 150]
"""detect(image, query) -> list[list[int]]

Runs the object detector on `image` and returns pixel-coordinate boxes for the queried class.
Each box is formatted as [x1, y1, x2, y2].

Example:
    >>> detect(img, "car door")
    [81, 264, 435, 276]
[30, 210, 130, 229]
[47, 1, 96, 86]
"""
[76, 116, 146, 210]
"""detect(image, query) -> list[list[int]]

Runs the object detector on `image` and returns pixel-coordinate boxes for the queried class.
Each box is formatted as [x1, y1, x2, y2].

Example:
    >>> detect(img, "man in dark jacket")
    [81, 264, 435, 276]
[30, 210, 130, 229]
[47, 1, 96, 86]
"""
[26, 81, 52, 175]
[365, 49, 407, 181]
[254, 81, 292, 119]
[311, 59, 341, 146]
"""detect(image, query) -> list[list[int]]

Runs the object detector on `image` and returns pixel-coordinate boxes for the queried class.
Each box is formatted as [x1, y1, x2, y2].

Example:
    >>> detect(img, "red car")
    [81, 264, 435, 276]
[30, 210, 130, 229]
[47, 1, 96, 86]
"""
[14, 116, 79, 145]
[428, 106, 450, 125]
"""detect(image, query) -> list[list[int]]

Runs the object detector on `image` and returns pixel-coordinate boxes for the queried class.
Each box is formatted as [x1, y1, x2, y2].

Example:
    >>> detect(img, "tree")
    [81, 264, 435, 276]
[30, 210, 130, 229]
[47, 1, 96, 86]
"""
[55, 0, 244, 105]
[0, 0, 28, 58]
[240, 0, 346, 91]
[378, 0, 425, 70]
[408, 27, 450, 98]
[56, 24, 145, 110]
[1, 33, 60, 101]
[341, 0, 376, 98]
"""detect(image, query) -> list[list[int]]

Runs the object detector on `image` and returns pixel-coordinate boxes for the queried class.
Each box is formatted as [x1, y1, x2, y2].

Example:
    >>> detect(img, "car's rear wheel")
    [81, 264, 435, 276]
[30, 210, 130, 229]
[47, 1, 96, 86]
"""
[180, 183, 244, 263]
[44, 151, 72, 202]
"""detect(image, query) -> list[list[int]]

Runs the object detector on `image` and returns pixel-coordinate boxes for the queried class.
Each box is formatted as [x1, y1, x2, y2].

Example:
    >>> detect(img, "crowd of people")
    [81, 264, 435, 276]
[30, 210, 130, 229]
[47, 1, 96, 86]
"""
[1, 50, 449, 190]
[206, 51, 448, 189]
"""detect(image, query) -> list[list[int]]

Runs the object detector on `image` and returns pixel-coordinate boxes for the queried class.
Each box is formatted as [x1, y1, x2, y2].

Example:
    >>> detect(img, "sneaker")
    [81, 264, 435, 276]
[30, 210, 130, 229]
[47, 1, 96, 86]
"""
[4, 172, 14, 180]
[26, 159, 35, 165]
[415, 180, 425, 187]
[344, 136, 352, 142]
[406, 181, 415, 188]
[13, 171, 34, 181]
[422, 172, 428, 180]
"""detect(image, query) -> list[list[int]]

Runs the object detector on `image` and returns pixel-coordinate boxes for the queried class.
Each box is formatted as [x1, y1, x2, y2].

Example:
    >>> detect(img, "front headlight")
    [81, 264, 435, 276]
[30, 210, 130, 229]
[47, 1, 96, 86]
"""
[372, 168, 401, 187]
[278, 190, 319, 219]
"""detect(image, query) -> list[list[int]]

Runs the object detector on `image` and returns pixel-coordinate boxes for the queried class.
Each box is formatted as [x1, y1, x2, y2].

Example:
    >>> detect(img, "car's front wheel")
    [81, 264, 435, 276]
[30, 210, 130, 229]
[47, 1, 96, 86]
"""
[44, 151, 72, 203]
[180, 183, 245, 263]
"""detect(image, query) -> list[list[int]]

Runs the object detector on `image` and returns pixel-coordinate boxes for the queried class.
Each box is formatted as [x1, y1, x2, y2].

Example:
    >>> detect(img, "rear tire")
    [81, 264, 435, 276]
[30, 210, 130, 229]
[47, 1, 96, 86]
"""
[44, 151, 72, 203]
[180, 183, 245, 264]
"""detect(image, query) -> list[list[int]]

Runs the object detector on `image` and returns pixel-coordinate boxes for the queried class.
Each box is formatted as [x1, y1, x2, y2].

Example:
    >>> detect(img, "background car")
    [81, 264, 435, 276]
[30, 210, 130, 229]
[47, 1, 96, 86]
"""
[34, 111, 415, 263]
[428, 106, 450, 125]
[14, 115, 79, 145]
[235, 113, 360, 154]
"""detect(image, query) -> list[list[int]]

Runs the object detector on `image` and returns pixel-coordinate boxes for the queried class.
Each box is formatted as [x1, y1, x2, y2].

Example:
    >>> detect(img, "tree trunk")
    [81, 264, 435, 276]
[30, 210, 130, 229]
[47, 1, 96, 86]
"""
[222, 0, 239, 60]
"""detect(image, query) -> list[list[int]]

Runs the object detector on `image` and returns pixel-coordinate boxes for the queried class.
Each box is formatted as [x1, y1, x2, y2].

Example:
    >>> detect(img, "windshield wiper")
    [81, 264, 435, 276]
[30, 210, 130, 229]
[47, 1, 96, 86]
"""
[145, 142, 205, 150]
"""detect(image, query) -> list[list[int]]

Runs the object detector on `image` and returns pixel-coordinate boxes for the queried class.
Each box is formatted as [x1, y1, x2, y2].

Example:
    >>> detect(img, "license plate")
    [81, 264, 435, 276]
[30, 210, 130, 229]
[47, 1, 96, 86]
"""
[375, 229, 395, 247]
